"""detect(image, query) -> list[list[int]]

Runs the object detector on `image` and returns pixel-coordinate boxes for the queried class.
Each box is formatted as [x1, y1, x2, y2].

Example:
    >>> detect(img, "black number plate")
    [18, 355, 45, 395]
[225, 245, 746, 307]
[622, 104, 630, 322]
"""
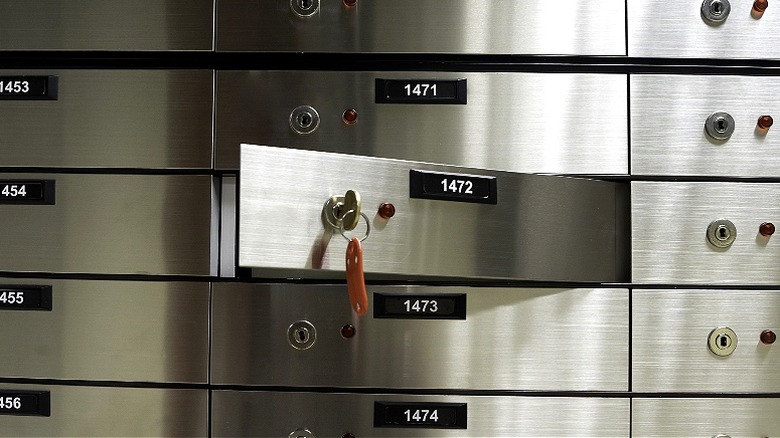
[374, 402, 467, 429]
[374, 293, 466, 320]
[410, 169, 497, 204]
[0, 76, 58, 100]
[0, 180, 55, 205]
[0, 285, 52, 311]
[376, 79, 466, 104]
[0, 391, 51, 417]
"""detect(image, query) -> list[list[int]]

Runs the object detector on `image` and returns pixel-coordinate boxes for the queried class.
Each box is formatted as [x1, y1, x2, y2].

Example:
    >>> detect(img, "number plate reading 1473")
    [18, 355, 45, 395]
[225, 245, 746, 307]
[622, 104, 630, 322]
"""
[373, 293, 466, 320]
[410, 169, 497, 204]
[374, 402, 467, 429]
[0, 391, 50, 416]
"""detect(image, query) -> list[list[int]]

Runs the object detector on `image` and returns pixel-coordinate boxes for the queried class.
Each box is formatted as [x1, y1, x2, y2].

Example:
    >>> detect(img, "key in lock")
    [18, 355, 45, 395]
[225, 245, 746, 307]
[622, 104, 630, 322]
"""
[322, 189, 361, 231]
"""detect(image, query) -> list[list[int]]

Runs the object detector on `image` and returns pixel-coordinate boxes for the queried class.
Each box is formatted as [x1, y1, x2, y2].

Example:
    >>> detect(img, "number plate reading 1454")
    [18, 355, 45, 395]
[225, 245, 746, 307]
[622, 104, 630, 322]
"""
[0, 391, 50, 416]
[0, 180, 55, 205]
[410, 169, 497, 204]
[373, 293, 466, 320]
[374, 402, 467, 429]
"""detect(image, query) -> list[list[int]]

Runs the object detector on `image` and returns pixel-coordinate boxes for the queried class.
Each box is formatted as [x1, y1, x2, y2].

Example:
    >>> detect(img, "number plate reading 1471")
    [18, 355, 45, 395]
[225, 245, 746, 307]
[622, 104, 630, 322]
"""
[410, 169, 497, 204]
[374, 402, 467, 429]
[0, 391, 50, 416]
[375, 79, 466, 104]
[373, 293, 466, 320]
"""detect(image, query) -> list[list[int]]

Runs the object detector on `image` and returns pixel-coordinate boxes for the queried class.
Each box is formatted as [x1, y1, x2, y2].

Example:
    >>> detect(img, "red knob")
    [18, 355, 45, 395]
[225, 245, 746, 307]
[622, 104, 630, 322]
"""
[378, 203, 396, 219]
[757, 115, 773, 130]
[759, 222, 775, 237]
[761, 329, 776, 345]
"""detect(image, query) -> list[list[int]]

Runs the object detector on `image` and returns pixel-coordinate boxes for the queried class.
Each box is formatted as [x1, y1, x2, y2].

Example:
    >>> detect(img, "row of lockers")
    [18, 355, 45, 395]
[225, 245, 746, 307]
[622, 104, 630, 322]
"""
[0, 0, 776, 58]
[3, 70, 779, 176]
[2, 385, 777, 437]
[4, 164, 780, 283]
[1, 280, 777, 392]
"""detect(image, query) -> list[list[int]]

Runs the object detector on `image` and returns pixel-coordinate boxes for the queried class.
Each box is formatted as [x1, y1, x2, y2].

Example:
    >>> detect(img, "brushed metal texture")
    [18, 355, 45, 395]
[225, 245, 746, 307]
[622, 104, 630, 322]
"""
[217, 0, 625, 55]
[0, 70, 213, 169]
[631, 75, 780, 177]
[215, 71, 628, 175]
[212, 284, 629, 391]
[0, 384, 207, 437]
[212, 391, 630, 437]
[0, 174, 212, 275]
[0, 278, 208, 383]
[632, 182, 780, 284]
[0, 1, 212, 51]
[633, 398, 780, 437]
[628, 0, 780, 58]
[633, 289, 780, 392]
[239, 145, 628, 282]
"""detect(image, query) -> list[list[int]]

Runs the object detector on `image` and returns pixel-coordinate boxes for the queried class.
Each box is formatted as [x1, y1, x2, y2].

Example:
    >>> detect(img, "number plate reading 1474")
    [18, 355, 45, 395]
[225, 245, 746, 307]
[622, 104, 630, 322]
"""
[374, 402, 467, 429]
[373, 293, 466, 320]
[0, 391, 50, 416]
[410, 169, 497, 204]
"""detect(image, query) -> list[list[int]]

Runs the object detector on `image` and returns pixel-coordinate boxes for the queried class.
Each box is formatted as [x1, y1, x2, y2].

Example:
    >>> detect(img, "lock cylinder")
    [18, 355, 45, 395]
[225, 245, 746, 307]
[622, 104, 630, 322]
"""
[704, 112, 735, 141]
[707, 219, 737, 248]
[701, 0, 731, 24]
[708, 326, 738, 357]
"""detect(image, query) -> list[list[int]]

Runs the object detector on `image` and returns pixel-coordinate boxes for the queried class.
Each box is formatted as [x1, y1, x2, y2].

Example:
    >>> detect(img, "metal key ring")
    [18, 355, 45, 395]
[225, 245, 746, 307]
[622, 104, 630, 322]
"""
[339, 210, 370, 242]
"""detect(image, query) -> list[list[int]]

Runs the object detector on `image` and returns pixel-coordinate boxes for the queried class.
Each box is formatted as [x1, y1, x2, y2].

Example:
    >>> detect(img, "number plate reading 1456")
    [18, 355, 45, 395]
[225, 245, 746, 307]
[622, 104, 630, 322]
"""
[374, 293, 466, 320]
[410, 169, 497, 204]
[0, 391, 50, 416]
[374, 402, 467, 429]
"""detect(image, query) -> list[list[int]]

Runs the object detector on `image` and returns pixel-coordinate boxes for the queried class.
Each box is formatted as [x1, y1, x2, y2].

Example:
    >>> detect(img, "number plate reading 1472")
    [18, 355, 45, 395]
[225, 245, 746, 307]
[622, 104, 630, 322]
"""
[410, 169, 497, 204]
[0, 391, 50, 416]
[374, 402, 467, 429]
[373, 293, 466, 320]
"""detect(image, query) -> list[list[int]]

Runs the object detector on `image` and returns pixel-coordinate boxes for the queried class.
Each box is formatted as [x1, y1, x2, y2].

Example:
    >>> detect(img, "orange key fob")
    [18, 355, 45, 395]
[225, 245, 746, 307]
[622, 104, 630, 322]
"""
[346, 237, 368, 316]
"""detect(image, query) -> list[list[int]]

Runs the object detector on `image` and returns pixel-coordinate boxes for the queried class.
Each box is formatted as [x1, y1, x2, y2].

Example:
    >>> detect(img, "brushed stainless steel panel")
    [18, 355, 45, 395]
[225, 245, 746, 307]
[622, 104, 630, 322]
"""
[215, 71, 628, 175]
[631, 75, 780, 177]
[212, 391, 630, 437]
[633, 289, 780, 392]
[239, 146, 627, 282]
[0, 70, 212, 169]
[0, 278, 208, 383]
[629, 0, 780, 58]
[632, 182, 780, 284]
[0, 174, 212, 275]
[212, 284, 628, 391]
[0, 1, 212, 51]
[217, 0, 625, 55]
[0, 384, 207, 437]
[633, 398, 780, 437]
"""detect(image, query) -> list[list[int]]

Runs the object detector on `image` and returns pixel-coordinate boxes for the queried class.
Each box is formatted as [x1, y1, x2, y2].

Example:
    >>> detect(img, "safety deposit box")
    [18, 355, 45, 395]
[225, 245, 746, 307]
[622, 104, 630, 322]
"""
[238, 145, 629, 282]
[216, 71, 628, 175]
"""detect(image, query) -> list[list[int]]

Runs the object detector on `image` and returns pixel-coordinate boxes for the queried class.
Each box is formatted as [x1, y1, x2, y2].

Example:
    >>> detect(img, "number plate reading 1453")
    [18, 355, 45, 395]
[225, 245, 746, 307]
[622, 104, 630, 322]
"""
[373, 293, 466, 320]
[410, 169, 497, 204]
[0, 76, 58, 100]
[374, 402, 467, 429]
[0, 391, 50, 416]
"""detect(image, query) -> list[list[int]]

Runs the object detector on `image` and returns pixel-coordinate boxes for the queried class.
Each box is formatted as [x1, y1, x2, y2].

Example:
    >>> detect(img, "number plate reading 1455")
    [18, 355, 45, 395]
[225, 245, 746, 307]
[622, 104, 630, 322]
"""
[374, 293, 466, 320]
[374, 402, 467, 429]
[410, 169, 497, 204]
[0, 285, 53, 311]
[0, 391, 50, 416]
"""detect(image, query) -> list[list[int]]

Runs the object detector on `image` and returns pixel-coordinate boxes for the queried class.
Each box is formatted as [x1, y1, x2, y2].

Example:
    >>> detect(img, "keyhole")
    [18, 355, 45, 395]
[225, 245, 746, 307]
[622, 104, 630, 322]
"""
[716, 225, 730, 241]
[720, 335, 728, 347]
[716, 119, 727, 132]
[712, 1, 723, 14]
[298, 0, 313, 10]
[295, 327, 309, 344]
[297, 112, 313, 129]
[716, 333, 731, 349]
